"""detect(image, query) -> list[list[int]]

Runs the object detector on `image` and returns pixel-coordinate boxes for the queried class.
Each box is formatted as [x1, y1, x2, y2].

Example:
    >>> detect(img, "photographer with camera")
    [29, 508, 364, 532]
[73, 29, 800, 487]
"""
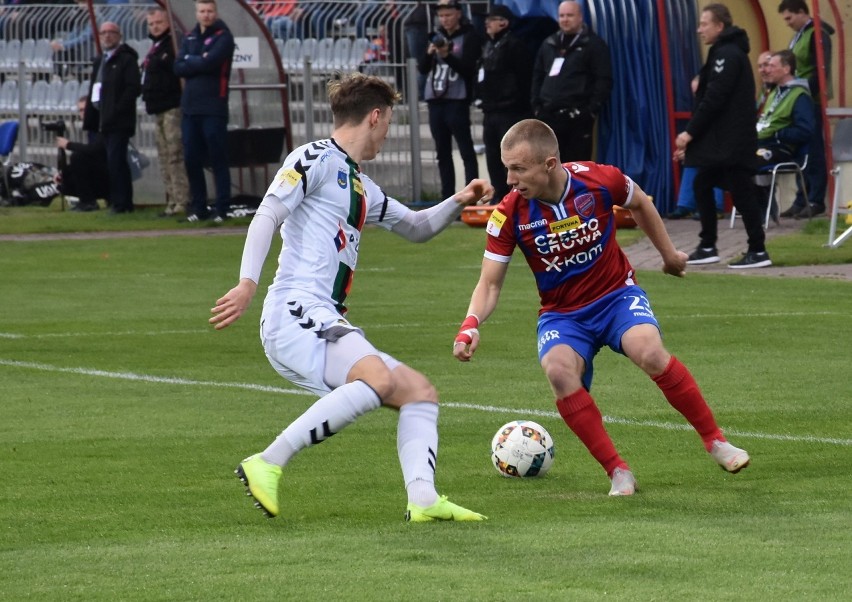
[417, 0, 481, 200]
[52, 97, 110, 212]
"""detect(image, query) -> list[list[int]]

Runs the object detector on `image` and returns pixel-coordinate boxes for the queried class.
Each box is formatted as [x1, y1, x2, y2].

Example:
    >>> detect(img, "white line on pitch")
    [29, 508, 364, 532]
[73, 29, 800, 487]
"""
[2, 358, 849, 447]
[0, 329, 209, 340]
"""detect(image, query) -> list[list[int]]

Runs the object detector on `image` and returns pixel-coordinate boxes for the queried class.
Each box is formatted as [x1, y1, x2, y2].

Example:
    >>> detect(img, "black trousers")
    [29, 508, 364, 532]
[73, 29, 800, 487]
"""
[482, 110, 528, 201]
[694, 164, 766, 253]
[537, 107, 595, 162]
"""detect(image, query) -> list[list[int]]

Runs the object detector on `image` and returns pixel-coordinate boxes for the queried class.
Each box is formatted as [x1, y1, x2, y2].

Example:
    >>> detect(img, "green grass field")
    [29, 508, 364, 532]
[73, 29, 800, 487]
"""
[1, 223, 850, 601]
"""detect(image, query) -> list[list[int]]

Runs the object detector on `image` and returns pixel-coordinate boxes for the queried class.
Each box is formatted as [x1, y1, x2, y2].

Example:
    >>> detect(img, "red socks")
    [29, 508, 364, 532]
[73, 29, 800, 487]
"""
[556, 389, 627, 476]
[652, 356, 724, 451]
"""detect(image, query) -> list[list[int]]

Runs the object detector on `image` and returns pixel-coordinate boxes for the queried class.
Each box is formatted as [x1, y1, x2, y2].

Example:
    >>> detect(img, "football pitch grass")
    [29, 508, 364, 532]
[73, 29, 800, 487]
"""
[1, 225, 850, 600]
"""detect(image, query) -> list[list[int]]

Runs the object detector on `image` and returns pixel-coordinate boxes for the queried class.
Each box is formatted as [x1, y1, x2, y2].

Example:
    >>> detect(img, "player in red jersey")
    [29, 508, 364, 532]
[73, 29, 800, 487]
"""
[453, 119, 750, 495]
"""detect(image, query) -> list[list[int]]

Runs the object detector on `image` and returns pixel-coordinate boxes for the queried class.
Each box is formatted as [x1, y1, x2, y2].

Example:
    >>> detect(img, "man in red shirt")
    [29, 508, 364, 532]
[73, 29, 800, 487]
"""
[454, 119, 750, 496]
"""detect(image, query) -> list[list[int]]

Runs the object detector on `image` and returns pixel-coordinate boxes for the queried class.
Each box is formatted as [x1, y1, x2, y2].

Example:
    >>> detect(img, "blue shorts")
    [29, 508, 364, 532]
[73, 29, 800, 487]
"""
[536, 285, 661, 391]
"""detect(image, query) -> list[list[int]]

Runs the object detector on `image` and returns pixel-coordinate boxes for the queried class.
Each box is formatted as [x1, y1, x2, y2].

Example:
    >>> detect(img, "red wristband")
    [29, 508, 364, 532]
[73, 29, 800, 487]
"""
[454, 315, 480, 345]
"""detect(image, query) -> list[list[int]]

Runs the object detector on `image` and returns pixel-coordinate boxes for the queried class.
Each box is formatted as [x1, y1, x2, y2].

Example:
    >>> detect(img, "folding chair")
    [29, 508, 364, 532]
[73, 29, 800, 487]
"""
[730, 148, 808, 229]
[0, 120, 20, 201]
[826, 118, 852, 248]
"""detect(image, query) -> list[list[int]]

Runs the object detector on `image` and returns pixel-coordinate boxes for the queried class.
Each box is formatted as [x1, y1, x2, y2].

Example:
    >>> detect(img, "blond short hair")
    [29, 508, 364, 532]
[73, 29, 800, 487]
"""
[501, 119, 559, 162]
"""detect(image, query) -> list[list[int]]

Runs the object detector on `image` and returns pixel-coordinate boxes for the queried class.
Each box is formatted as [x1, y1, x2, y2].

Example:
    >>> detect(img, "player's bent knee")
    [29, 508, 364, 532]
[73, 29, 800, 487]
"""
[348, 356, 395, 400]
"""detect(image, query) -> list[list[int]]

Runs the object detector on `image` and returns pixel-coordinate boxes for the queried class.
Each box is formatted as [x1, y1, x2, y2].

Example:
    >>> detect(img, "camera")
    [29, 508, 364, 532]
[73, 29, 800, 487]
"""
[41, 119, 67, 137]
[430, 33, 448, 49]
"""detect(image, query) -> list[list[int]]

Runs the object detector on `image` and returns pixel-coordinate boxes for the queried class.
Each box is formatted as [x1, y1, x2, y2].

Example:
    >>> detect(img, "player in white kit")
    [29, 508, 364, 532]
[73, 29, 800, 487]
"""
[210, 73, 491, 522]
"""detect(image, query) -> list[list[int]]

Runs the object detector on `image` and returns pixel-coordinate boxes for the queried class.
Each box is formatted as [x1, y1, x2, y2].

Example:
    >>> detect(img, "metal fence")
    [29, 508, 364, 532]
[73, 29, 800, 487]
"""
[0, 1, 480, 204]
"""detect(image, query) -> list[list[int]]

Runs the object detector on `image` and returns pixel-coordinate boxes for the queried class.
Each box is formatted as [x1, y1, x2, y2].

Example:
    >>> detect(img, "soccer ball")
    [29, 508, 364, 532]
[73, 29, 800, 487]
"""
[491, 420, 555, 477]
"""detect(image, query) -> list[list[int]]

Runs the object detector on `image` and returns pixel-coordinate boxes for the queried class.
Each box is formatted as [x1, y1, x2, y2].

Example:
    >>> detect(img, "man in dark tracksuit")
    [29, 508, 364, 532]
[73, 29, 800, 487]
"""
[84, 21, 140, 214]
[418, 0, 481, 200]
[675, 4, 770, 269]
[474, 4, 530, 202]
[174, 0, 235, 222]
[530, 0, 612, 162]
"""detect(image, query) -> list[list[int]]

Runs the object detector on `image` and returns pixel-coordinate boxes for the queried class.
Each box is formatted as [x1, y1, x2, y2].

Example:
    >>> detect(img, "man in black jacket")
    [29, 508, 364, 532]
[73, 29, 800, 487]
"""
[530, 1, 612, 162]
[674, 4, 770, 269]
[84, 21, 141, 214]
[142, 6, 189, 217]
[418, 0, 481, 200]
[474, 4, 530, 201]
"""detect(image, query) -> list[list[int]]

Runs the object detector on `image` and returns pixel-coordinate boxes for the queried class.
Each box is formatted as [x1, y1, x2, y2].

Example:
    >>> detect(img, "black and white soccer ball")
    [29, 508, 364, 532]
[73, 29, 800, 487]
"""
[491, 420, 555, 477]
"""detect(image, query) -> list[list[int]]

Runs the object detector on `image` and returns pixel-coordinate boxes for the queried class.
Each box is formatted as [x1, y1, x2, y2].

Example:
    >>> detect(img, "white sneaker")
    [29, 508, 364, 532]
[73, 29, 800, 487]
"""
[608, 467, 637, 496]
[710, 440, 750, 473]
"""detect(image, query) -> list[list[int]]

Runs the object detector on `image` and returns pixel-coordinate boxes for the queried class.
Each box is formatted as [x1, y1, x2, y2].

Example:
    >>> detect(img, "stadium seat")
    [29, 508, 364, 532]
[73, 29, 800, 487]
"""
[0, 79, 17, 111]
[29, 80, 50, 112]
[281, 37, 301, 72]
[331, 37, 352, 72]
[314, 37, 335, 72]
[19, 39, 36, 69]
[33, 39, 54, 72]
[3, 39, 21, 71]
[349, 38, 369, 71]
[60, 78, 80, 112]
[826, 118, 852, 248]
[297, 38, 318, 73]
[45, 78, 64, 113]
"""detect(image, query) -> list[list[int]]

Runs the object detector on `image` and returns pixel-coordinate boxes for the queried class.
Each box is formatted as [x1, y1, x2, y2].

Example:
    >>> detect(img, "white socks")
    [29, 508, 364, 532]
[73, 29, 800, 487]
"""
[397, 401, 439, 507]
[261, 380, 381, 466]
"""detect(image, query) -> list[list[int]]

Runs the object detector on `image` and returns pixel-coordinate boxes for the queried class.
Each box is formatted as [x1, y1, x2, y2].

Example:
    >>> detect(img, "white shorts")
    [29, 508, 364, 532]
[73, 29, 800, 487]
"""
[260, 295, 400, 396]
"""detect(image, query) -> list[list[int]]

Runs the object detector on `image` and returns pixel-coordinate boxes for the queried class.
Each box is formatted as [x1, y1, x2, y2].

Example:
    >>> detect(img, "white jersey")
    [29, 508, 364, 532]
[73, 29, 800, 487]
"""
[262, 138, 409, 315]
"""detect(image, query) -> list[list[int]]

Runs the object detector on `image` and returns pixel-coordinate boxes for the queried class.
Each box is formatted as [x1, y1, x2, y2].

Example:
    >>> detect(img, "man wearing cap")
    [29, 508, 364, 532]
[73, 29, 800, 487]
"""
[474, 4, 531, 201]
[418, 0, 481, 200]
[531, 0, 612, 162]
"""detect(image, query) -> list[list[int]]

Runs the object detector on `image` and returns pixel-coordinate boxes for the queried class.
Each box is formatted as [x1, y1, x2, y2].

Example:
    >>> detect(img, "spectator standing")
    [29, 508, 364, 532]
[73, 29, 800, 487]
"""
[403, 0, 429, 99]
[418, 0, 481, 200]
[56, 97, 109, 212]
[777, 0, 833, 218]
[84, 21, 140, 214]
[754, 50, 815, 218]
[142, 6, 190, 217]
[453, 119, 751, 496]
[674, 4, 770, 269]
[668, 76, 724, 220]
[530, 0, 612, 162]
[174, 0, 235, 223]
[474, 4, 530, 202]
[210, 72, 489, 523]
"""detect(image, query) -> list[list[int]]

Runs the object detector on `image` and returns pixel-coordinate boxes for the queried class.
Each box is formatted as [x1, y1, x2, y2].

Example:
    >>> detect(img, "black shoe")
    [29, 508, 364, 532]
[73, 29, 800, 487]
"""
[686, 247, 720, 265]
[71, 203, 98, 212]
[728, 251, 772, 269]
[795, 204, 825, 219]
[666, 207, 693, 220]
[780, 205, 804, 218]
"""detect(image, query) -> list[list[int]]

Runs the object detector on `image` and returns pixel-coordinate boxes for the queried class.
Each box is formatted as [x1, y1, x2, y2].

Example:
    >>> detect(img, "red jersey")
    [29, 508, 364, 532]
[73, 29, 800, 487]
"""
[484, 162, 638, 314]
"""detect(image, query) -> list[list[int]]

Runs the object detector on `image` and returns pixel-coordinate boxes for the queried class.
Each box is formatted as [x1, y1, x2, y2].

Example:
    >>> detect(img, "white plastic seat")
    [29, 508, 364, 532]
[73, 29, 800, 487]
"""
[60, 79, 81, 111]
[314, 37, 335, 72]
[349, 38, 369, 71]
[826, 118, 852, 248]
[0, 79, 17, 111]
[45, 78, 64, 113]
[29, 80, 50, 111]
[730, 150, 808, 230]
[281, 37, 301, 72]
[331, 37, 352, 71]
[19, 39, 36, 70]
[298, 38, 318, 72]
[3, 39, 21, 71]
[33, 39, 54, 71]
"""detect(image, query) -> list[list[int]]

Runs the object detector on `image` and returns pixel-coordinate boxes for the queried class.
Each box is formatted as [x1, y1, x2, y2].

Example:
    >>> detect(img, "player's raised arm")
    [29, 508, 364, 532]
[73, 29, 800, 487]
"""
[390, 179, 494, 243]
[625, 184, 688, 277]
[453, 258, 509, 361]
[209, 199, 289, 329]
